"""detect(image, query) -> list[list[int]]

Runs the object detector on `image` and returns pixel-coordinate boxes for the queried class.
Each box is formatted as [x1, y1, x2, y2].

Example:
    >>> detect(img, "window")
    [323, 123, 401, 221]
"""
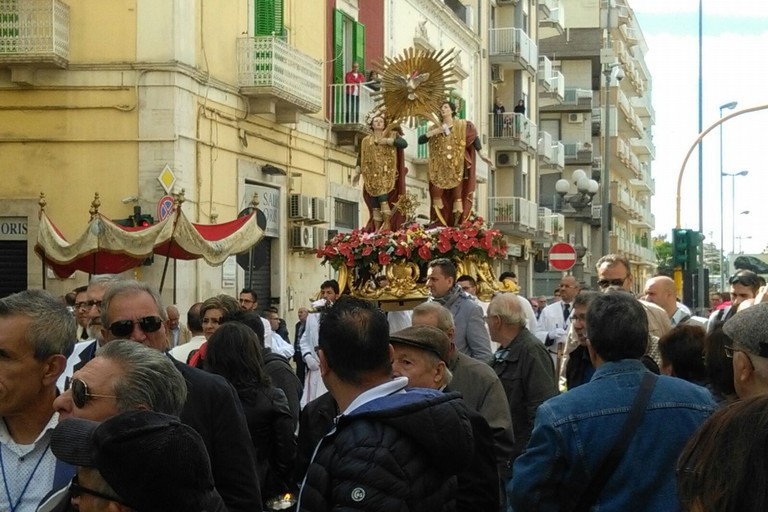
[334, 199, 359, 230]
[333, 9, 365, 83]
[255, 0, 284, 37]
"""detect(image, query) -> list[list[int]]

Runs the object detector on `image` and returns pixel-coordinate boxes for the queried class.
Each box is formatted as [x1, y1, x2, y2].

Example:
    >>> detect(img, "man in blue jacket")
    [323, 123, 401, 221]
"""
[512, 291, 716, 512]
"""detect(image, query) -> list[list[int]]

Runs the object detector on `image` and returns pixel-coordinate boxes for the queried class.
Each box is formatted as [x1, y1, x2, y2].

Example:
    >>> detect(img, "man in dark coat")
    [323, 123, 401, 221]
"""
[297, 297, 474, 511]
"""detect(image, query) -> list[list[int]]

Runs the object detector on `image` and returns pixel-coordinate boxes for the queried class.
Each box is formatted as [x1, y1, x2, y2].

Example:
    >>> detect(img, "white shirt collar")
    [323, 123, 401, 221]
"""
[342, 376, 409, 416]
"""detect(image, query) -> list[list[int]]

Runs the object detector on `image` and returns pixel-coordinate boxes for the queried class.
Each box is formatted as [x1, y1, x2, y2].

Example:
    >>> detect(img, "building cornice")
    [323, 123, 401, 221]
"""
[407, 0, 481, 50]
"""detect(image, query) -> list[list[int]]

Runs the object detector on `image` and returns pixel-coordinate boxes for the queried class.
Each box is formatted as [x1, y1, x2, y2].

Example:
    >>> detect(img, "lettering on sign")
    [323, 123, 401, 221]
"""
[243, 184, 280, 238]
[0, 217, 28, 241]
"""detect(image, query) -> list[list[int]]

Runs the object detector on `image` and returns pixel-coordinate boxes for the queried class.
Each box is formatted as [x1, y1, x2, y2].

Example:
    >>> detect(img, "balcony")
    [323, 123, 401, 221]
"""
[488, 112, 537, 154]
[563, 141, 593, 166]
[237, 36, 322, 124]
[630, 95, 655, 124]
[0, 0, 70, 77]
[488, 27, 538, 74]
[537, 131, 553, 163]
[630, 135, 655, 158]
[630, 163, 654, 193]
[592, 107, 602, 136]
[488, 196, 538, 238]
[535, 206, 553, 243]
[539, 0, 564, 34]
[328, 83, 377, 147]
[542, 88, 593, 113]
[538, 56, 553, 93]
[551, 213, 565, 240]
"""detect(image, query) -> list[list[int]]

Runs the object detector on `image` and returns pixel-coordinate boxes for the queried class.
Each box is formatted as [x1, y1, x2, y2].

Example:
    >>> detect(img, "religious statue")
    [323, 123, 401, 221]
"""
[353, 113, 408, 232]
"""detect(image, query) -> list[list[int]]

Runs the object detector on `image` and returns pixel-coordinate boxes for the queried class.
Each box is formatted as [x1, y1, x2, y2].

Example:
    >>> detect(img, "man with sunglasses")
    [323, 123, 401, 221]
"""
[595, 254, 671, 364]
[722, 302, 768, 399]
[0, 290, 75, 511]
[708, 270, 763, 334]
[99, 280, 262, 512]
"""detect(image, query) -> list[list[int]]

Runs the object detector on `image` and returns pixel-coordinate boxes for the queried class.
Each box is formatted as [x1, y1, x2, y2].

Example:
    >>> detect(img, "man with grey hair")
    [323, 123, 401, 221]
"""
[722, 303, 768, 398]
[41, 340, 188, 511]
[411, 301, 515, 482]
[0, 290, 75, 510]
[486, 293, 557, 464]
[99, 280, 262, 512]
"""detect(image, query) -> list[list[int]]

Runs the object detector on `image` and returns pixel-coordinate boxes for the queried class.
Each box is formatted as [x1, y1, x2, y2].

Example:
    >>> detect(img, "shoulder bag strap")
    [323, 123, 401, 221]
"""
[571, 371, 658, 512]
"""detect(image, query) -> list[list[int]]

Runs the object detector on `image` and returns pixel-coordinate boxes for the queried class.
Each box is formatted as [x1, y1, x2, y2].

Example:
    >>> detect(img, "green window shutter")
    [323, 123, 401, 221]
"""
[333, 9, 344, 83]
[352, 21, 365, 74]
[255, 0, 284, 36]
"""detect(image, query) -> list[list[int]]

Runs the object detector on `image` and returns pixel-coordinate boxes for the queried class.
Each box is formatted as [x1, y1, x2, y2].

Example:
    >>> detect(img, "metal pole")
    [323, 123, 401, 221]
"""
[601, 2, 612, 256]
[731, 176, 735, 261]
[696, 0, 705, 312]
[719, 111, 725, 292]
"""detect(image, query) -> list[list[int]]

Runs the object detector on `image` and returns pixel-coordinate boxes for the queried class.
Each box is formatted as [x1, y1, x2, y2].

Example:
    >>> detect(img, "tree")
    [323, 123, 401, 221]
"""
[654, 235, 673, 275]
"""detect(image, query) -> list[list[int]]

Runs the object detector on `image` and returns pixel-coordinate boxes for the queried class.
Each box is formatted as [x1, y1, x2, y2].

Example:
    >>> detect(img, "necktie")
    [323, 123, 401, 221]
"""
[563, 303, 571, 322]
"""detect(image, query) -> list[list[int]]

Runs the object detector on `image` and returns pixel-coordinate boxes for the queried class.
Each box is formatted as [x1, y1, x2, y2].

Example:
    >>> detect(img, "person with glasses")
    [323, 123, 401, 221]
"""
[50, 410, 227, 512]
[0, 290, 75, 512]
[238, 288, 275, 355]
[41, 340, 188, 511]
[537, 276, 580, 365]
[721, 302, 768, 399]
[72, 286, 90, 340]
[595, 254, 672, 365]
[98, 280, 262, 512]
[707, 270, 763, 334]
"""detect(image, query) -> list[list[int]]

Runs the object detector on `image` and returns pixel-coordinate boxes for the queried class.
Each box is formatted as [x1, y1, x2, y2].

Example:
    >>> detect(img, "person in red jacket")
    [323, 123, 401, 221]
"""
[344, 62, 365, 123]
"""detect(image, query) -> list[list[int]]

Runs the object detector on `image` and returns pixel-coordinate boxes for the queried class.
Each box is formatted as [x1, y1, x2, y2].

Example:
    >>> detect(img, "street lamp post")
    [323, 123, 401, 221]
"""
[719, 101, 738, 291]
[737, 235, 753, 254]
[601, 63, 623, 257]
[723, 171, 749, 272]
[735, 209, 750, 258]
[556, 169, 598, 281]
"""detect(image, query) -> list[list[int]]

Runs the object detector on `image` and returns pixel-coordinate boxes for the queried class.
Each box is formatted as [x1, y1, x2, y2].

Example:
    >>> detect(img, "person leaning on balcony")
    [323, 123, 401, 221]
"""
[344, 62, 366, 123]
[418, 101, 494, 227]
[352, 113, 408, 232]
[513, 99, 525, 134]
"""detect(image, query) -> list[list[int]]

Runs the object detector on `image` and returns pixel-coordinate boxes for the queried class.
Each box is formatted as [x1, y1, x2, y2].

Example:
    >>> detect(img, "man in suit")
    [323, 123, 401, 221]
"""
[166, 304, 192, 348]
[537, 275, 580, 366]
[99, 280, 262, 512]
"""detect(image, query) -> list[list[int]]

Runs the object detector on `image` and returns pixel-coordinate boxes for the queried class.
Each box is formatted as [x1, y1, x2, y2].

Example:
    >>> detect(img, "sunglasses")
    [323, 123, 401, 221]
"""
[729, 274, 760, 287]
[597, 276, 628, 289]
[70, 475, 125, 504]
[66, 378, 117, 408]
[108, 316, 163, 338]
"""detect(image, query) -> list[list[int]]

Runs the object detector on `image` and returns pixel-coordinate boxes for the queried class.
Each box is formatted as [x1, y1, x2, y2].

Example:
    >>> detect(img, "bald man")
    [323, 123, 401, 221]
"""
[643, 276, 691, 326]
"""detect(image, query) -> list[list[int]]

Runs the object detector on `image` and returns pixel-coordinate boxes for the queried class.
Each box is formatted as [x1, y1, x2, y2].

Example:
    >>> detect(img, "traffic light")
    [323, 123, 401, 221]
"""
[672, 229, 689, 268]
[133, 206, 154, 228]
[687, 230, 705, 271]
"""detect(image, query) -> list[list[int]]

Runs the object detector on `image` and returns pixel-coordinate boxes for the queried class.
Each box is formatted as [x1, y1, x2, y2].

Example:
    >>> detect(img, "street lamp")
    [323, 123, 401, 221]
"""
[722, 171, 749, 267]
[556, 169, 598, 280]
[718, 100, 738, 291]
[736, 235, 753, 254]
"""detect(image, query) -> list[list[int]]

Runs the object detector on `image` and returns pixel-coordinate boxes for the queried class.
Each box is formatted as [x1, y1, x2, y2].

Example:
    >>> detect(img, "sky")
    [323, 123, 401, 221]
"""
[631, 0, 768, 256]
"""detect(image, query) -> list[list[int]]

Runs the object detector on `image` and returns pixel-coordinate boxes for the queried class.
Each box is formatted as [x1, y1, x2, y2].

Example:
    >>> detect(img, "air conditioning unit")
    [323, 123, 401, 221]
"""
[310, 197, 327, 223]
[496, 151, 518, 167]
[291, 225, 314, 250]
[288, 194, 311, 220]
[491, 64, 504, 84]
[568, 113, 584, 124]
[313, 227, 328, 249]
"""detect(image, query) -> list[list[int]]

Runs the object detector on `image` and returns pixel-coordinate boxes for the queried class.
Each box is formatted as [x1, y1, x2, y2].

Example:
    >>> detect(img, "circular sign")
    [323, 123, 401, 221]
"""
[157, 195, 175, 221]
[548, 242, 577, 271]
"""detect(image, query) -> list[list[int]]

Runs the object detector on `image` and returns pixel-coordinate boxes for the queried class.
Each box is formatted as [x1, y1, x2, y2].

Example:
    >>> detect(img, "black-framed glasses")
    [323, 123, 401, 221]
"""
[108, 316, 163, 337]
[67, 378, 117, 408]
[74, 302, 88, 310]
[70, 475, 125, 504]
[597, 276, 628, 289]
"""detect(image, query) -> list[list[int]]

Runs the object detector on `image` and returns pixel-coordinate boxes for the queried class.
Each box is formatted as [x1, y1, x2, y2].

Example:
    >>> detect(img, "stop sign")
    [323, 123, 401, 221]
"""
[548, 242, 577, 271]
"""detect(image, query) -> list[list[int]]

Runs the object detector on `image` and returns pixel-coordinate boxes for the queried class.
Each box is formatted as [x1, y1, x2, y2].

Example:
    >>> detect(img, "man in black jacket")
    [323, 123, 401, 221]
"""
[100, 281, 262, 512]
[297, 297, 474, 512]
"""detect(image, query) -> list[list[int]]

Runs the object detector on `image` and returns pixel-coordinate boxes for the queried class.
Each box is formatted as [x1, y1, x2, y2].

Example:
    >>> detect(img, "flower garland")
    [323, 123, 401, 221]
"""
[317, 215, 507, 270]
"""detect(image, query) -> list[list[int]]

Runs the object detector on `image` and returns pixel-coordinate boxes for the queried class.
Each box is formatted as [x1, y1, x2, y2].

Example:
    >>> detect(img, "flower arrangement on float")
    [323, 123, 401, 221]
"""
[317, 215, 509, 301]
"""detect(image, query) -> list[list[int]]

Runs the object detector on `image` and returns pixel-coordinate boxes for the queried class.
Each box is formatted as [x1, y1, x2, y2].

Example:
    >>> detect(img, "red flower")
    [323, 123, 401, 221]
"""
[361, 246, 373, 257]
[418, 245, 432, 261]
[437, 239, 452, 253]
[378, 252, 391, 266]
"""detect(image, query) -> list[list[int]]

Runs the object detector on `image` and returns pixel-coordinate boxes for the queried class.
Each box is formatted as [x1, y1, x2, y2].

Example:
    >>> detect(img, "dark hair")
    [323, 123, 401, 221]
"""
[205, 322, 270, 389]
[228, 310, 265, 347]
[573, 290, 601, 309]
[320, 280, 340, 295]
[457, 275, 476, 287]
[499, 272, 517, 281]
[658, 325, 708, 383]
[239, 288, 257, 302]
[586, 291, 648, 361]
[200, 295, 240, 321]
[677, 395, 768, 512]
[595, 254, 631, 275]
[729, 270, 762, 295]
[442, 101, 457, 117]
[429, 258, 457, 280]
[704, 327, 736, 399]
[73, 285, 88, 295]
[187, 303, 203, 332]
[318, 297, 391, 385]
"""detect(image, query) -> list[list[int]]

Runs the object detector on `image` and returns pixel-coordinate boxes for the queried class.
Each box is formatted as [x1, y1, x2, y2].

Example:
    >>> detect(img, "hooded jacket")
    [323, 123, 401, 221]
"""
[298, 389, 474, 512]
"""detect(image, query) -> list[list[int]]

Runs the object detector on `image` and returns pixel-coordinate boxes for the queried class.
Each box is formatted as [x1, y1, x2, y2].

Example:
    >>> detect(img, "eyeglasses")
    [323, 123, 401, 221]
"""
[108, 316, 163, 337]
[70, 475, 125, 504]
[84, 300, 103, 309]
[597, 276, 629, 289]
[66, 378, 117, 408]
[729, 274, 760, 287]
[74, 302, 88, 310]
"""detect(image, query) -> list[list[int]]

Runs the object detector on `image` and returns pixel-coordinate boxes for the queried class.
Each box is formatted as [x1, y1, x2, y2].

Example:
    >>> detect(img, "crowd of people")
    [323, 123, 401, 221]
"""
[4, 253, 768, 511]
